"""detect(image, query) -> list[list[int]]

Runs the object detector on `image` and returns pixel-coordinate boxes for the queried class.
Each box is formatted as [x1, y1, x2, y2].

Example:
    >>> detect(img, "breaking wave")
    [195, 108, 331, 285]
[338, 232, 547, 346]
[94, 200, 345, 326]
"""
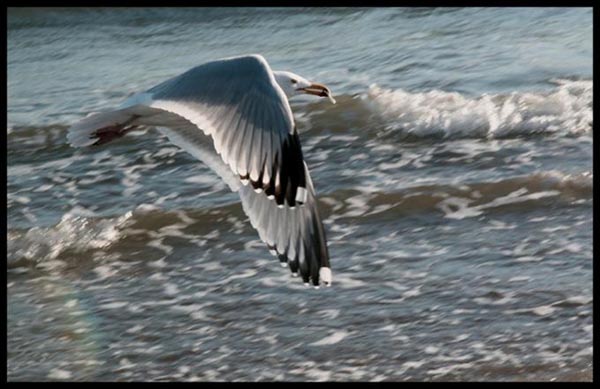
[363, 79, 592, 139]
[8, 80, 593, 148]
[7, 210, 133, 269]
[7, 169, 591, 268]
[325, 169, 592, 222]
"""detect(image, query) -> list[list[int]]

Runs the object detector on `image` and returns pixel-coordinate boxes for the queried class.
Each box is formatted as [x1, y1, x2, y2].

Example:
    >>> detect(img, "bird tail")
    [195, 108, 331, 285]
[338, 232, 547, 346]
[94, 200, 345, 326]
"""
[67, 109, 140, 148]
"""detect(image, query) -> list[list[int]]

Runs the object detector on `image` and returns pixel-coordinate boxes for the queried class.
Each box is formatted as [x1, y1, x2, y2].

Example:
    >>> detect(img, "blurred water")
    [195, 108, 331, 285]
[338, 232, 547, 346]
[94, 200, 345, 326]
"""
[7, 7, 593, 381]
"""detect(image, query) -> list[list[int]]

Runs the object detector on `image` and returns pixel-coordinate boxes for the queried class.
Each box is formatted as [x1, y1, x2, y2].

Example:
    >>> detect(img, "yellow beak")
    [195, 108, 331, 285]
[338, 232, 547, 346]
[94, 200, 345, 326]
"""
[299, 82, 336, 104]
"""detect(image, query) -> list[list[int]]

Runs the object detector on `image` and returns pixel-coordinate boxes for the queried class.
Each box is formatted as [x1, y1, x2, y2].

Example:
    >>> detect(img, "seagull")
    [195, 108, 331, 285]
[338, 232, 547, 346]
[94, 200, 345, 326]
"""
[67, 54, 335, 288]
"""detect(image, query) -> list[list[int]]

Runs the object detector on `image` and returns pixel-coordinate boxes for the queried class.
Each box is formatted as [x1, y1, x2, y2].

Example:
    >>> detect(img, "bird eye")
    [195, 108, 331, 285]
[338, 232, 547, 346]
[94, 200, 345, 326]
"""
[291, 79, 297, 84]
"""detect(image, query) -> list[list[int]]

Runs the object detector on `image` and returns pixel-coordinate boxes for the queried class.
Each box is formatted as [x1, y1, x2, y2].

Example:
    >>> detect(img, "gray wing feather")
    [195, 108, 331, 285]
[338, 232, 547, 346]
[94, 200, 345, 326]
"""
[145, 55, 306, 207]
[239, 162, 331, 286]
[67, 54, 331, 286]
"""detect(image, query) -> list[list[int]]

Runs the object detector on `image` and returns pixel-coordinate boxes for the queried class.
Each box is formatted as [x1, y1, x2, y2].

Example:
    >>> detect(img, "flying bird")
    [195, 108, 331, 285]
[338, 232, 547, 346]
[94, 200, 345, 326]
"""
[67, 54, 335, 288]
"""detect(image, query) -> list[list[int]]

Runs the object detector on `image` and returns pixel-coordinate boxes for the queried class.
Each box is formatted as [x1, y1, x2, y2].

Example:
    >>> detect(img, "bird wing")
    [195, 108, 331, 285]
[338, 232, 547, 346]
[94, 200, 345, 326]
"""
[239, 162, 331, 286]
[67, 54, 331, 286]
[133, 54, 307, 208]
[158, 123, 331, 285]
[157, 125, 330, 287]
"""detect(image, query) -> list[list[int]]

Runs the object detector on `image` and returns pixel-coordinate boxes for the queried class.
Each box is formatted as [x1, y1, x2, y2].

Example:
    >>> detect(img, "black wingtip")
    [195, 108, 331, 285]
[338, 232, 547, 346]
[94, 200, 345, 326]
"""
[271, 131, 307, 208]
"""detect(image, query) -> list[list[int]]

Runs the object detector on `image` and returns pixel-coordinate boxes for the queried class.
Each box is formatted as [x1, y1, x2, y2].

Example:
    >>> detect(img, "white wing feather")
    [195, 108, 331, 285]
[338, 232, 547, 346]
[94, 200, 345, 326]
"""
[66, 54, 331, 286]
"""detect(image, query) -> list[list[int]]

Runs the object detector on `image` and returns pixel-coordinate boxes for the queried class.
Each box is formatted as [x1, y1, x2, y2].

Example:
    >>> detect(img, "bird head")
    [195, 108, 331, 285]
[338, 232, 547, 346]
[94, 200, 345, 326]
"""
[273, 71, 336, 104]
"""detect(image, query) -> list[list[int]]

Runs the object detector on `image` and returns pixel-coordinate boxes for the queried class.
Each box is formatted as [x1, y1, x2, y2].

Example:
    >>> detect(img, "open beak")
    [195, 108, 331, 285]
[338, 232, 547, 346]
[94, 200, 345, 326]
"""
[299, 82, 336, 104]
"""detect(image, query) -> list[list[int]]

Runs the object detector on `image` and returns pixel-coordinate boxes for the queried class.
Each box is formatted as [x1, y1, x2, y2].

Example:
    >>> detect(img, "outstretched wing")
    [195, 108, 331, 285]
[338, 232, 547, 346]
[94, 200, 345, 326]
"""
[67, 54, 331, 286]
[239, 162, 331, 286]
[138, 54, 307, 208]
[158, 126, 330, 286]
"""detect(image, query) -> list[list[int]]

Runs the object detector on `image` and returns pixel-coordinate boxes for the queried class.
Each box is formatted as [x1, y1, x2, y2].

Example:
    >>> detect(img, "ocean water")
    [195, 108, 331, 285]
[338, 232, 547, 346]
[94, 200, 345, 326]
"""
[7, 7, 592, 381]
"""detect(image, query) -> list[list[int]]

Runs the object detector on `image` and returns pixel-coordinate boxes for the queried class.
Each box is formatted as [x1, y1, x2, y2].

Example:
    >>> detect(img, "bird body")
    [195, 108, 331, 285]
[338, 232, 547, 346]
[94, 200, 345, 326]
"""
[67, 54, 335, 287]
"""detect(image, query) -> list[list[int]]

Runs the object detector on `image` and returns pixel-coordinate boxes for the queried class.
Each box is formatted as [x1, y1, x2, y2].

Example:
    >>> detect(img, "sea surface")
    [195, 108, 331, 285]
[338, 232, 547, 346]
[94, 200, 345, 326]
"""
[7, 7, 593, 381]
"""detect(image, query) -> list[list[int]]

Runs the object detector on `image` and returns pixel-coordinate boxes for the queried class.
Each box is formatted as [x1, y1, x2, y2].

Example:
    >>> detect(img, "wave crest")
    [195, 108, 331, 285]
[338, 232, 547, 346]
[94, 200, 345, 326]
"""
[7, 210, 133, 269]
[365, 79, 592, 139]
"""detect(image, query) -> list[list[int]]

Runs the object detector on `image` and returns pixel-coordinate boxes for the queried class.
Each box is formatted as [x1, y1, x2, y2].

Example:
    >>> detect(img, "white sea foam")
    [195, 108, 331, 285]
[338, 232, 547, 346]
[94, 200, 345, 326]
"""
[532, 305, 556, 316]
[47, 368, 72, 380]
[367, 79, 592, 138]
[437, 184, 566, 220]
[8, 210, 133, 267]
[100, 301, 128, 310]
[310, 330, 349, 346]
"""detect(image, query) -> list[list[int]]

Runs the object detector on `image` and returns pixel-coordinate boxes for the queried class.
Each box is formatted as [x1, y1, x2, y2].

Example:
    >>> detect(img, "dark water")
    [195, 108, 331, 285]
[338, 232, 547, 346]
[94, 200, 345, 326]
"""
[7, 7, 592, 381]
